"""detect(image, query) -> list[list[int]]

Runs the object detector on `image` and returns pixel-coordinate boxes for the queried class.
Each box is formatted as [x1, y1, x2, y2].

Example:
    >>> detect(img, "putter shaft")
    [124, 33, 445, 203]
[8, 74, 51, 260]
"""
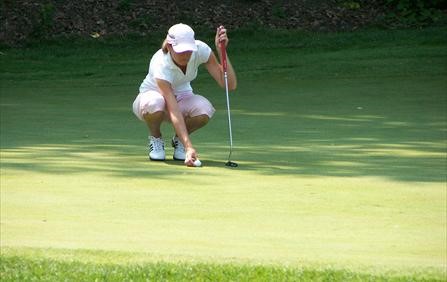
[220, 40, 236, 165]
[224, 70, 233, 161]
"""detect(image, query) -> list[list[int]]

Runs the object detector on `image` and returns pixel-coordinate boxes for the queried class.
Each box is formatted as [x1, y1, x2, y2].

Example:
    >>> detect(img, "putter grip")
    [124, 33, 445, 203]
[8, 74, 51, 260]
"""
[220, 43, 227, 72]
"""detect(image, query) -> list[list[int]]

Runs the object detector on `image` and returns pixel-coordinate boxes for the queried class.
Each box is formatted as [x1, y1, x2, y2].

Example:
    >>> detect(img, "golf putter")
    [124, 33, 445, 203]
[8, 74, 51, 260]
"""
[220, 39, 238, 167]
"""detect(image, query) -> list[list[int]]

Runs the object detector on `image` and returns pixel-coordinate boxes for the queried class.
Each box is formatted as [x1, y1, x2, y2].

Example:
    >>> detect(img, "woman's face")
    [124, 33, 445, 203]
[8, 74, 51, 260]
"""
[169, 47, 192, 67]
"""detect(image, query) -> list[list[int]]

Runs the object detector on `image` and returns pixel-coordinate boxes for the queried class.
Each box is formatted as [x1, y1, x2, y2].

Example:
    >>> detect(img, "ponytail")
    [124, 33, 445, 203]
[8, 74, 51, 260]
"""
[161, 39, 169, 54]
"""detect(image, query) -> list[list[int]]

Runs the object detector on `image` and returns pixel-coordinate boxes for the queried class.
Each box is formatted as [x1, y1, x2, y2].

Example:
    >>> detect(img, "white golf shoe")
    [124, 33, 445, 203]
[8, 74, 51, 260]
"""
[148, 136, 165, 161]
[172, 136, 185, 161]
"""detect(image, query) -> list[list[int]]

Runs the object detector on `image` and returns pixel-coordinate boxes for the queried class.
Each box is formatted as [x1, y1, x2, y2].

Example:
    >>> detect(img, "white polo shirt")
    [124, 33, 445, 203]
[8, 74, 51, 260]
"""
[139, 40, 212, 95]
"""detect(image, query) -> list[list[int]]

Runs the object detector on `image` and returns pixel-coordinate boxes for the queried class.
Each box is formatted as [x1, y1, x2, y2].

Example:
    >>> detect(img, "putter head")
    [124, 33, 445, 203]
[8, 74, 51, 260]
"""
[225, 161, 238, 167]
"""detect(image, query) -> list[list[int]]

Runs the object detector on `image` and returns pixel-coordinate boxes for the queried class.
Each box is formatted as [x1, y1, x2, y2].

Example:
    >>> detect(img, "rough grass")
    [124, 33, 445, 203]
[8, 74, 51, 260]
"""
[1, 27, 446, 281]
[1, 248, 445, 282]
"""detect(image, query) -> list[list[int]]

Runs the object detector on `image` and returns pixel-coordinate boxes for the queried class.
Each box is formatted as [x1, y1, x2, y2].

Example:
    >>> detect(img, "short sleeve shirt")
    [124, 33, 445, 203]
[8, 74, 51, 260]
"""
[139, 40, 212, 95]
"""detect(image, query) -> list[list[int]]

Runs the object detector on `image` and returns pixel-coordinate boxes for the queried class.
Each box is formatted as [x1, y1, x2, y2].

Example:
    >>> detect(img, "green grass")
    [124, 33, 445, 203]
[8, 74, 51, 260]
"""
[1, 250, 443, 282]
[1, 27, 446, 280]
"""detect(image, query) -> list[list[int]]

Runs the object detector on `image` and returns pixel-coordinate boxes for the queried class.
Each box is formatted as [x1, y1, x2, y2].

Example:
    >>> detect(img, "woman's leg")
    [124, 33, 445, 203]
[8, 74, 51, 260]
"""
[133, 91, 167, 135]
[133, 91, 167, 160]
[178, 94, 215, 133]
[185, 114, 209, 134]
[172, 94, 215, 160]
[143, 111, 165, 138]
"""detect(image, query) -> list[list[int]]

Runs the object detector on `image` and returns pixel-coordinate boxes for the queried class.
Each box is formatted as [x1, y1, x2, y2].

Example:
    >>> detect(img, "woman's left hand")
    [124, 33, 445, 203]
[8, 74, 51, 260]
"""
[215, 25, 228, 49]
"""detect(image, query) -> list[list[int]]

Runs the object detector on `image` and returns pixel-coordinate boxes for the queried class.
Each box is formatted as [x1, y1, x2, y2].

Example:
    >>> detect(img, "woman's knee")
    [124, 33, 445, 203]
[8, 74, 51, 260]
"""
[143, 111, 165, 122]
[188, 95, 215, 118]
[133, 91, 167, 121]
[194, 114, 210, 126]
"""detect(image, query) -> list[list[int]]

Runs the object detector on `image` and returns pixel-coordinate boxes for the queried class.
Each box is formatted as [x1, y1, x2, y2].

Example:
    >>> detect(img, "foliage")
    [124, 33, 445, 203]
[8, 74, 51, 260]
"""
[384, 0, 445, 27]
[340, 1, 361, 10]
[30, 2, 55, 38]
[117, 0, 133, 12]
[0, 0, 385, 46]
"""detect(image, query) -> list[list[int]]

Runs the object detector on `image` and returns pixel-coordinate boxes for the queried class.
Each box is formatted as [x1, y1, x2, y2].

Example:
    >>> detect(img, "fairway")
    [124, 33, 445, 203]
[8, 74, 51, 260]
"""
[1, 28, 446, 280]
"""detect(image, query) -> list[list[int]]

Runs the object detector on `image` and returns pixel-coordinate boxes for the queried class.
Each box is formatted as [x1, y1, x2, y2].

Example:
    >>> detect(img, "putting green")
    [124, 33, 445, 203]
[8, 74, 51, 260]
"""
[1, 28, 446, 277]
[1, 166, 445, 271]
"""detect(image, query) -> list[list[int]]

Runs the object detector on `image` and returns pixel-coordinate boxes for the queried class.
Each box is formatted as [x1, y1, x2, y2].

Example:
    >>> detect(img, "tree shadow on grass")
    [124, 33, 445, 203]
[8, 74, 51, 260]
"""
[1, 103, 445, 183]
[229, 143, 445, 182]
[204, 110, 446, 182]
[1, 127, 444, 183]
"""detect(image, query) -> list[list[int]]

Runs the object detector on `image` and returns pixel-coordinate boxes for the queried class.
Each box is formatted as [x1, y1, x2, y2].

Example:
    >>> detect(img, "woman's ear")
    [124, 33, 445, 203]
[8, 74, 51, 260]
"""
[166, 43, 172, 53]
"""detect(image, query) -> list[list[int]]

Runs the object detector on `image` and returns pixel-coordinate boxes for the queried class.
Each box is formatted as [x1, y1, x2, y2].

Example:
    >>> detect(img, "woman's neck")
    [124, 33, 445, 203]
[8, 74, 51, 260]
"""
[171, 55, 187, 74]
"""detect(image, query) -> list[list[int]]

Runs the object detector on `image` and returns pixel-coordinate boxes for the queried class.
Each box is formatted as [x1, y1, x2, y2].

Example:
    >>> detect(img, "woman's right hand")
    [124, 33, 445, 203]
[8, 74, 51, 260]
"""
[184, 147, 198, 167]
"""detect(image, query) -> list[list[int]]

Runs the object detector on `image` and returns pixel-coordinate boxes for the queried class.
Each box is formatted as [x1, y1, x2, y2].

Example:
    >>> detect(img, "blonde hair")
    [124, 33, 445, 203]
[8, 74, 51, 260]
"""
[162, 39, 169, 54]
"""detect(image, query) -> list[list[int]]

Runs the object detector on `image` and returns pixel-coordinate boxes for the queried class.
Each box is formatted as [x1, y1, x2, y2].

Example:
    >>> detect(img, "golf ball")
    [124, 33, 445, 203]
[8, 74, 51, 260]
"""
[193, 159, 202, 167]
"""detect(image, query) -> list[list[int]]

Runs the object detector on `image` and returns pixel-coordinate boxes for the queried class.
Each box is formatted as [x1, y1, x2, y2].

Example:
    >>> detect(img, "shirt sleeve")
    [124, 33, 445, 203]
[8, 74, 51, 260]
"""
[196, 40, 212, 64]
[150, 51, 174, 84]
[153, 67, 173, 84]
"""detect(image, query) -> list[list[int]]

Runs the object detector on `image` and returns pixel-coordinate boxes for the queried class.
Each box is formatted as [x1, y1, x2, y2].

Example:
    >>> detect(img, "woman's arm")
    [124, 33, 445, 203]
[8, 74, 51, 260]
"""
[156, 78, 198, 165]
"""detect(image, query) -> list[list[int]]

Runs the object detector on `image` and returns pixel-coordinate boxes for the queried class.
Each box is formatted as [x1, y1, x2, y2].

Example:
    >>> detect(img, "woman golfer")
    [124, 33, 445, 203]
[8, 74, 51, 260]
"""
[132, 23, 237, 166]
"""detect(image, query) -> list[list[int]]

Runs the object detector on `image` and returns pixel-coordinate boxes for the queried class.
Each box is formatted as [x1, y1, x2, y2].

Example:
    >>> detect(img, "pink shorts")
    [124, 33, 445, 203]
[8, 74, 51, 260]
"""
[132, 91, 215, 121]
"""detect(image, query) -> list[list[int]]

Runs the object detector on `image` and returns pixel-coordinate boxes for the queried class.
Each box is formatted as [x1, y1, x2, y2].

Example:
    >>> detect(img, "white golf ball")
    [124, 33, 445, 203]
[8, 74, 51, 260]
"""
[193, 159, 202, 167]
